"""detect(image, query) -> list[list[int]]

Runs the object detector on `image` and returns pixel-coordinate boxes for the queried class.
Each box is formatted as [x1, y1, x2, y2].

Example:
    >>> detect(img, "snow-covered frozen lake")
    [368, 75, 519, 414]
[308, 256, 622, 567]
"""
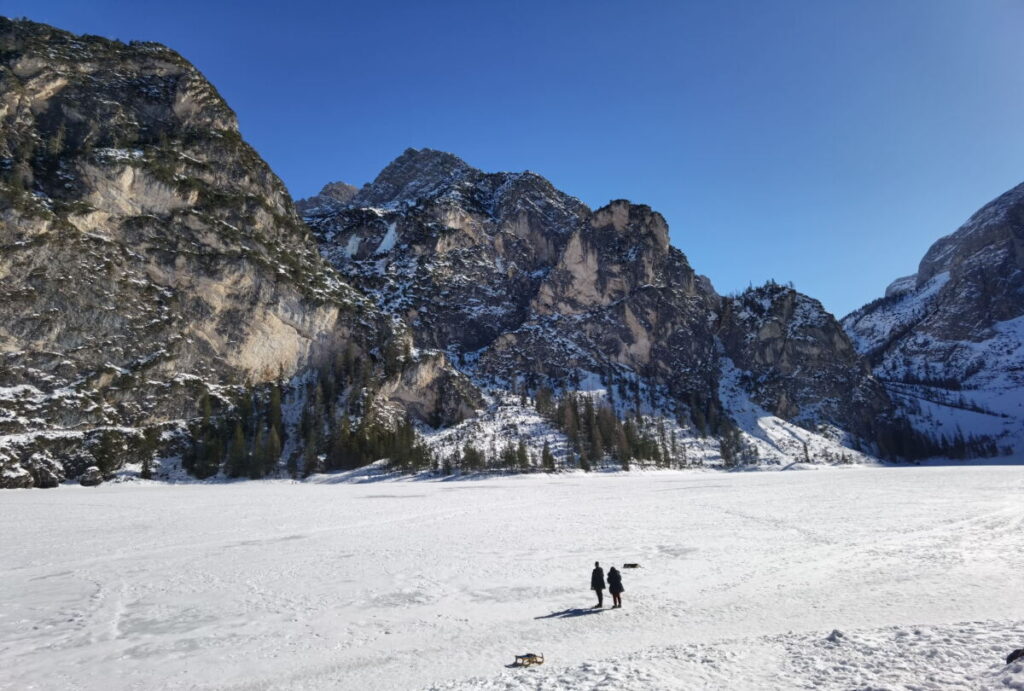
[2, 466, 1023, 690]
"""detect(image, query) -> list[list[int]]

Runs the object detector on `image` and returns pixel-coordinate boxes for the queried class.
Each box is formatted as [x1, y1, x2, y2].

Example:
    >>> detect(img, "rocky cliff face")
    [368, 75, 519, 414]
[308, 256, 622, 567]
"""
[2, 18, 937, 487]
[304, 149, 893, 463]
[306, 148, 590, 353]
[477, 199, 721, 413]
[0, 18, 394, 486]
[843, 181, 1024, 455]
[294, 181, 358, 217]
[720, 282, 891, 440]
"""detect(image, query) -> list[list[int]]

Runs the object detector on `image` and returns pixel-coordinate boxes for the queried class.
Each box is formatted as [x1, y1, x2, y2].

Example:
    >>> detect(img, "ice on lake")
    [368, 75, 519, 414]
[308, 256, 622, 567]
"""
[2, 466, 1023, 689]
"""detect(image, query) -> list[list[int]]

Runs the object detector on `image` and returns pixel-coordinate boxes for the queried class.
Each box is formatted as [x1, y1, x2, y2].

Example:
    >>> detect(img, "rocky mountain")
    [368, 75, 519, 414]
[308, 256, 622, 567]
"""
[720, 282, 891, 442]
[843, 181, 1024, 456]
[0, 18, 416, 487]
[294, 181, 358, 217]
[304, 149, 896, 467]
[5, 17, 992, 488]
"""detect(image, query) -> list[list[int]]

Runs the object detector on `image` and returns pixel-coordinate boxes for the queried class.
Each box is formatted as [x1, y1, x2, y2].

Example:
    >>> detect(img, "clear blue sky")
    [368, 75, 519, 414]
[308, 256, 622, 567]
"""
[9, 1, 1024, 317]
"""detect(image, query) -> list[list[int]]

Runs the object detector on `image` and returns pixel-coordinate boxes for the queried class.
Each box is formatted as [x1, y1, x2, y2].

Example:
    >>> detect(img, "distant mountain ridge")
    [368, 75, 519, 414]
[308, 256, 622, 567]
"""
[0, 17, 1017, 488]
[303, 148, 900, 467]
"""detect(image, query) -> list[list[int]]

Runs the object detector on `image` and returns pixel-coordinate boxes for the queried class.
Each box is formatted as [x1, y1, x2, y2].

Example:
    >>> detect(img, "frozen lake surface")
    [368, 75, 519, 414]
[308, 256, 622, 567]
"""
[2, 466, 1023, 689]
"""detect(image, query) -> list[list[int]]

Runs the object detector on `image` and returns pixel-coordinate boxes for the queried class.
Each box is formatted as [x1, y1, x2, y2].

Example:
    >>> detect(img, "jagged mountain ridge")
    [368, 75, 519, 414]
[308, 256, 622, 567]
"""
[843, 180, 1024, 455]
[3, 16, 990, 488]
[304, 148, 894, 459]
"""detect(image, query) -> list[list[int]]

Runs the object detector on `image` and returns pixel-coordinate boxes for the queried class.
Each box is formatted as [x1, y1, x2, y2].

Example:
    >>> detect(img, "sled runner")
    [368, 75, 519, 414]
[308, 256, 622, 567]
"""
[514, 653, 544, 667]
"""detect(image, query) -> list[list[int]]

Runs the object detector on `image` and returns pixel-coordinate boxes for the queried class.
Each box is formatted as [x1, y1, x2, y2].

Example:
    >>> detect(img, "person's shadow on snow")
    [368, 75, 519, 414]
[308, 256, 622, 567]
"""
[534, 607, 603, 619]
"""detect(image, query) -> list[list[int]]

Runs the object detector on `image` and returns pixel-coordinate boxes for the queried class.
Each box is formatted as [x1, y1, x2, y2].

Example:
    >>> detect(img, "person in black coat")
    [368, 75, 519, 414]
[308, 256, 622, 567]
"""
[607, 566, 624, 608]
[591, 561, 605, 608]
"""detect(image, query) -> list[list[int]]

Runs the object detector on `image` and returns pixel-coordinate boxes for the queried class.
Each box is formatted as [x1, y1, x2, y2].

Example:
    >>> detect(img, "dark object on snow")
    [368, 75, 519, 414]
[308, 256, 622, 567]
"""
[608, 568, 624, 593]
[826, 629, 845, 644]
[79, 466, 103, 487]
[1008, 648, 1024, 665]
[591, 562, 605, 607]
[623, 563, 641, 568]
[514, 653, 544, 667]
[608, 566, 624, 608]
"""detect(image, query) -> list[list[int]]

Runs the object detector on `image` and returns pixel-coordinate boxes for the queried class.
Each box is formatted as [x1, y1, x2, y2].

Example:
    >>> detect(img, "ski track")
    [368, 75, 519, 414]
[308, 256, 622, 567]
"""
[1, 467, 1022, 690]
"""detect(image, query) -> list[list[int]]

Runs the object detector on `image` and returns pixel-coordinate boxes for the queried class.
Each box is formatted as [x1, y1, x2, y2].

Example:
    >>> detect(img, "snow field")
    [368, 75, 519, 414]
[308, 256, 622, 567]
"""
[1, 466, 1023, 690]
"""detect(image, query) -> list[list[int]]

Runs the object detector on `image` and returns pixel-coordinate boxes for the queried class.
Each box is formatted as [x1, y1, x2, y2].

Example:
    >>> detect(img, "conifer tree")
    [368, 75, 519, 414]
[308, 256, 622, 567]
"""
[251, 425, 267, 478]
[228, 420, 246, 477]
[535, 386, 555, 418]
[140, 427, 159, 480]
[541, 440, 556, 472]
[267, 426, 282, 475]
[516, 440, 530, 471]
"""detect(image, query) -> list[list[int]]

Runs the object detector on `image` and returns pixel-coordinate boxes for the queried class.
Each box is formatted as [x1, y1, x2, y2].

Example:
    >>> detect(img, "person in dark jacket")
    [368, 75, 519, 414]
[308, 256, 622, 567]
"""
[607, 566, 624, 608]
[591, 561, 605, 608]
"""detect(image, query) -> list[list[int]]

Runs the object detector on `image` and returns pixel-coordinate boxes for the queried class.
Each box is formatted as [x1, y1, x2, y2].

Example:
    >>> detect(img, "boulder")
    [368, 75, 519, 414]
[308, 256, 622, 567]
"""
[79, 466, 103, 487]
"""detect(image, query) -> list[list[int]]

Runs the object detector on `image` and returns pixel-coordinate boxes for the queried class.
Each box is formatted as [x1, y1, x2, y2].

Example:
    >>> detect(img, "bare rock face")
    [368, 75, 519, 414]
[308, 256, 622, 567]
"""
[0, 19, 387, 485]
[720, 282, 891, 438]
[294, 181, 358, 216]
[306, 148, 589, 352]
[309, 151, 890, 449]
[480, 199, 721, 411]
[845, 182, 1024, 369]
[375, 352, 483, 428]
[78, 466, 103, 486]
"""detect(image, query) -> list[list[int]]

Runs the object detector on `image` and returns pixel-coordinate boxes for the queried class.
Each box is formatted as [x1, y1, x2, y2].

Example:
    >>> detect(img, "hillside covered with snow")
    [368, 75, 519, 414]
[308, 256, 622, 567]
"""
[843, 181, 1024, 458]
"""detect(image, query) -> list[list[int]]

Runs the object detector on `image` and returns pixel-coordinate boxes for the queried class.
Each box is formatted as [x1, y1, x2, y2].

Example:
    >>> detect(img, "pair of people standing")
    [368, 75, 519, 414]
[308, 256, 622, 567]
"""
[590, 561, 624, 608]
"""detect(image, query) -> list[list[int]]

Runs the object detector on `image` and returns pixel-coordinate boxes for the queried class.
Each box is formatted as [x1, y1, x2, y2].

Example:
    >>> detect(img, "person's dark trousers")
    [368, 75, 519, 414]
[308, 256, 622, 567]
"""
[595, 589, 603, 607]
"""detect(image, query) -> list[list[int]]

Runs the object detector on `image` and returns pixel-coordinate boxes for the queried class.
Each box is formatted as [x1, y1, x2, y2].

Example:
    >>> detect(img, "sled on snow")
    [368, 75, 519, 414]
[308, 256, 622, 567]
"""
[514, 652, 544, 667]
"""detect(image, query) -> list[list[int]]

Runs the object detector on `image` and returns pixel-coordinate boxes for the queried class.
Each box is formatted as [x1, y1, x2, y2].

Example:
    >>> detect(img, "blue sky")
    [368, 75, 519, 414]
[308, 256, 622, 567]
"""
[9, 1, 1024, 316]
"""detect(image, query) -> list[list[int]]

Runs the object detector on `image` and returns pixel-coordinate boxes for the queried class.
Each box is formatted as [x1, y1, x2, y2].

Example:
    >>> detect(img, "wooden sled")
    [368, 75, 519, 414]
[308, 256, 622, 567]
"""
[514, 653, 544, 667]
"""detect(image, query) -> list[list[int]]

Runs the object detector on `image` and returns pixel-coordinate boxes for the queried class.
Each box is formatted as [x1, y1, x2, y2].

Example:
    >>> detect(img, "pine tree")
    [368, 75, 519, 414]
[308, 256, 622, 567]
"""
[516, 440, 530, 471]
[535, 386, 555, 418]
[269, 383, 283, 441]
[139, 427, 159, 480]
[228, 420, 246, 477]
[541, 440, 556, 472]
[561, 396, 579, 448]
[462, 443, 484, 471]
[251, 425, 267, 478]
[500, 443, 517, 470]
[266, 426, 282, 475]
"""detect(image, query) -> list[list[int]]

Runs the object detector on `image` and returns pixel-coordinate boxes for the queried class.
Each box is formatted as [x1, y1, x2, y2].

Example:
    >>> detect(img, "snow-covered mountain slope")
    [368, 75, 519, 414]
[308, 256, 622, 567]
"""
[843, 180, 1024, 456]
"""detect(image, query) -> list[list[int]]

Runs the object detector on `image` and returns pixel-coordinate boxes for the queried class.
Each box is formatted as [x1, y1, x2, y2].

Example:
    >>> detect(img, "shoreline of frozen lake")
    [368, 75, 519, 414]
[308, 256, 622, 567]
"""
[2, 466, 1022, 689]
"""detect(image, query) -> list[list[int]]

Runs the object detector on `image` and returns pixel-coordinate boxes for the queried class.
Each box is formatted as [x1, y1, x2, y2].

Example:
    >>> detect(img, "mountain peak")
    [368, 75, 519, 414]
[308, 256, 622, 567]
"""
[352, 148, 477, 208]
[294, 181, 358, 216]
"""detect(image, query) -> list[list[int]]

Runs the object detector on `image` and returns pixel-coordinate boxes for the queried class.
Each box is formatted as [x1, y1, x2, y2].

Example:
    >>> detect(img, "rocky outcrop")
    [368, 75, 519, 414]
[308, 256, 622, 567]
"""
[478, 199, 721, 411]
[844, 181, 1024, 378]
[78, 466, 103, 486]
[294, 181, 358, 216]
[375, 352, 483, 428]
[305, 148, 589, 352]
[720, 282, 891, 438]
[0, 18, 389, 486]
